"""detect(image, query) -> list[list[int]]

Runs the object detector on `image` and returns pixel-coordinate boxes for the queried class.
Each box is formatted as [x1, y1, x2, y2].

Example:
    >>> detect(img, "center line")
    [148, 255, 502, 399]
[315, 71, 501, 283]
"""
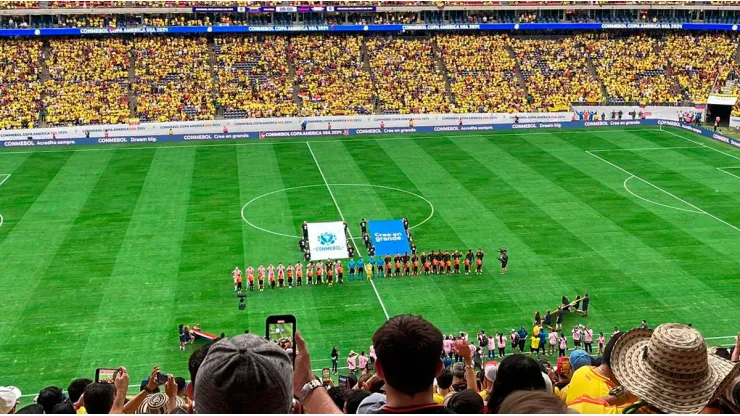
[306, 142, 390, 320]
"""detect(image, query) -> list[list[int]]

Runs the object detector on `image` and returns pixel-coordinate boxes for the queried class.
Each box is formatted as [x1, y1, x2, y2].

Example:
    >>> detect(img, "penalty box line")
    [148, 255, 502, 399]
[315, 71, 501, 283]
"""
[306, 142, 390, 321]
[586, 150, 740, 233]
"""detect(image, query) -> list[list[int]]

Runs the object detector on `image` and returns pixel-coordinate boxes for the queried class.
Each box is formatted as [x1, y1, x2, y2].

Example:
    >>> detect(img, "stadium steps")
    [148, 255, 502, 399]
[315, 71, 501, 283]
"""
[285, 38, 303, 112]
[360, 37, 380, 114]
[431, 39, 453, 102]
[38, 40, 51, 128]
[584, 54, 608, 101]
[206, 38, 223, 119]
[505, 42, 531, 97]
[127, 47, 136, 119]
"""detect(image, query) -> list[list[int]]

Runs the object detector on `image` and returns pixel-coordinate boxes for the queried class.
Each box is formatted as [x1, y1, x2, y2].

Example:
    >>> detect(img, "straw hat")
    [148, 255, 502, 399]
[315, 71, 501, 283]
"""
[611, 323, 738, 414]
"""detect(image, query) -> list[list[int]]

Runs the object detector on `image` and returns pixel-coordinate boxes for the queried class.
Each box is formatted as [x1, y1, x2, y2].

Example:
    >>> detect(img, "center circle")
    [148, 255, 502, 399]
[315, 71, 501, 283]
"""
[240, 184, 435, 239]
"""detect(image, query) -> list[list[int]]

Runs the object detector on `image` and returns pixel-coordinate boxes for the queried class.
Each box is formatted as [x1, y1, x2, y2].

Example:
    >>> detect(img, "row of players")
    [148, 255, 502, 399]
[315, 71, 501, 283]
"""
[231, 249, 507, 292]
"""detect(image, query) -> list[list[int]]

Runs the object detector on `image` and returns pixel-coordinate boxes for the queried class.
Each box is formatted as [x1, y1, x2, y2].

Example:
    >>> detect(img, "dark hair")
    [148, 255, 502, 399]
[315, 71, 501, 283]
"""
[347, 373, 358, 390]
[16, 404, 45, 414]
[486, 355, 546, 414]
[447, 389, 484, 414]
[66, 378, 92, 403]
[437, 368, 453, 390]
[498, 390, 569, 414]
[175, 377, 187, 393]
[327, 385, 347, 410]
[367, 376, 386, 394]
[37, 386, 65, 414]
[82, 383, 116, 414]
[602, 331, 624, 367]
[188, 338, 220, 390]
[372, 314, 443, 396]
[51, 402, 76, 414]
[345, 390, 371, 415]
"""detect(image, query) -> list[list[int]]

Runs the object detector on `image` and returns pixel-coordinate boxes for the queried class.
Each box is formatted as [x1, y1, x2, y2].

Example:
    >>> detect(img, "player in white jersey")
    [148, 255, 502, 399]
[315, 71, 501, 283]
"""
[232, 267, 242, 292]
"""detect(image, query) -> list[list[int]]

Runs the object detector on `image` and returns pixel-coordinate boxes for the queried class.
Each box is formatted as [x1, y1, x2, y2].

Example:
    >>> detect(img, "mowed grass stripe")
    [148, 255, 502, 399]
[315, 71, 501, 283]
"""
[76, 148, 196, 378]
[0, 152, 72, 247]
[375, 138, 562, 332]
[3, 150, 155, 391]
[238, 145, 302, 266]
[451, 134, 664, 327]
[0, 151, 114, 389]
[520, 132, 740, 334]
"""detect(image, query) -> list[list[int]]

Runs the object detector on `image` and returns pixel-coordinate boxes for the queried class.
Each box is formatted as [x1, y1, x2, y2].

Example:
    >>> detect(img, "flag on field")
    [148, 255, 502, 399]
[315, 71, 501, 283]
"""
[307, 221, 349, 261]
[368, 220, 410, 257]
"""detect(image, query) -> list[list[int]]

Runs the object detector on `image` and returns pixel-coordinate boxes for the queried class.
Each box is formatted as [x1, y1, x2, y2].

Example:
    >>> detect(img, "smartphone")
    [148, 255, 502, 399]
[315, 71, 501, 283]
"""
[155, 372, 169, 385]
[266, 314, 297, 365]
[95, 368, 119, 383]
[321, 368, 331, 380]
[338, 375, 348, 387]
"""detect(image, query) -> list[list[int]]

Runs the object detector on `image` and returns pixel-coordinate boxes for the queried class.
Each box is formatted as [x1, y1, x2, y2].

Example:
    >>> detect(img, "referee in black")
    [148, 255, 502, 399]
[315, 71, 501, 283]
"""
[498, 249, 508, 274]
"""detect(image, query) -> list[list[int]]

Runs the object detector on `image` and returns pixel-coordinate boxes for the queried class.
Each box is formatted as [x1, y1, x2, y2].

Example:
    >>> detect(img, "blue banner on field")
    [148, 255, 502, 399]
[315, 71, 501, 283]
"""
[368, 220, 410, 257]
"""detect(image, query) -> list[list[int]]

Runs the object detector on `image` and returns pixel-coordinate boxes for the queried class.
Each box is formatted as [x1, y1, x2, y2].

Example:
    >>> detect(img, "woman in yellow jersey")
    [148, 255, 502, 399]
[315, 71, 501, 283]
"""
[365, 262, 373, 279]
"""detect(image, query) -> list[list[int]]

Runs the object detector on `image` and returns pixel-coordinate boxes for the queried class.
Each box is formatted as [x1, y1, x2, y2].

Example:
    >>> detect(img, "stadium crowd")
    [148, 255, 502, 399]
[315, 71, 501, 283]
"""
[291, 35, 375, 116]
[214, 35, 297, 119]
[2, 315, 737, 414]
[0, 39, 42, 129]
[367, 37, 450, 114]
[133, 36, 214, 122]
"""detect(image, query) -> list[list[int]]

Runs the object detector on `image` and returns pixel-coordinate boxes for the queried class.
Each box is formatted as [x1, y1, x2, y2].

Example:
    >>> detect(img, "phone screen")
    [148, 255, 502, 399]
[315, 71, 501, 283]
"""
[338, 375, 348, 387]
[95, 368, 118, 383]
[266, 316, 296, 364]
[155, 372, 169, 385]
[321, 368, 331, 379]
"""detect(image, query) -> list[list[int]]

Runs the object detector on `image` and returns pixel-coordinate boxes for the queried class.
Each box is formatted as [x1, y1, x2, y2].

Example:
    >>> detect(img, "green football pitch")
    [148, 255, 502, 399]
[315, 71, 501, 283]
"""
[1, 126, 740, 395]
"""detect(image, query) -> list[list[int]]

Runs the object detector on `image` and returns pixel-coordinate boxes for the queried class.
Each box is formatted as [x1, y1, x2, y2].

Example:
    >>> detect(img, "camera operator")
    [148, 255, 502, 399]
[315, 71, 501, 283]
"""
[498, 249, 508, 275]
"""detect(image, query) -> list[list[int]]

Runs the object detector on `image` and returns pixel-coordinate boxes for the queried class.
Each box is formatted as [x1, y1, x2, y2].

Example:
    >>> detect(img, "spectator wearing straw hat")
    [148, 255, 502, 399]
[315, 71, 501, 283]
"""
[0, 387, 21, 415]
[610, 323, 739, 414]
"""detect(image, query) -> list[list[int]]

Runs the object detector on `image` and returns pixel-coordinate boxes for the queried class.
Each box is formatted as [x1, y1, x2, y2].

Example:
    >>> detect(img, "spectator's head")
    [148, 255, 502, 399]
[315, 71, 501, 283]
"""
[372, 314, 443, 398]
[51, 402, 75, 414]
[445, 389, 484, 414]
[194, 334, 293, 414]
[611, 323, 738, 414]
[137, 392, 187, 414]
[187, 337, 220, 399]
[569, 350, 593, 373]
[345, 390, 370, 414]
[498, 390, 570, 414]
[601, 331, 623, 370]
[487, 354, 546, 413]
[367, 376, 386, 394]
[0, 387, 21, 415]
[437, 368, 453, 393]
[66, 378, 91, 404]
[37, 387, 64, 414]
[15, 404, 44, 414]
[82, 383, 115, 414]
[451, 362, 466, 382]
[347, 373, 358, 390]
[327, 386, 347, 411]
[174, 377, 186, 397]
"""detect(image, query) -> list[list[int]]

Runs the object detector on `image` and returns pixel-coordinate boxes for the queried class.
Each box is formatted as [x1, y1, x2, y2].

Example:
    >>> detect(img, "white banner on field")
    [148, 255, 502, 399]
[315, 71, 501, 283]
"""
[307, 221, 348, 261]
[730, 116, 740, 129]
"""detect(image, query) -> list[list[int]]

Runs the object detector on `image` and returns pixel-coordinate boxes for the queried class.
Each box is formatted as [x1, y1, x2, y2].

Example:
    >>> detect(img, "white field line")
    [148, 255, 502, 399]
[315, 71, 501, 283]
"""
[717, 167, 740, 180]
[0, 173, 9, 228]
[0, 128, 657, 155]
[586, 151, 740, 233]
[306, 143, 390, 320]
[660, 128, 740, 162]
[590, 146, 703, 152]
[623, 176, 703, 214]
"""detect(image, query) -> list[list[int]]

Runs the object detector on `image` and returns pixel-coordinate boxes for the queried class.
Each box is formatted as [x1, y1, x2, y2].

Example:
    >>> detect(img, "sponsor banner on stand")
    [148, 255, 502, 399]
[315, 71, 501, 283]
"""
[307, 221, 349, 261]
[368, 220, 410, 257]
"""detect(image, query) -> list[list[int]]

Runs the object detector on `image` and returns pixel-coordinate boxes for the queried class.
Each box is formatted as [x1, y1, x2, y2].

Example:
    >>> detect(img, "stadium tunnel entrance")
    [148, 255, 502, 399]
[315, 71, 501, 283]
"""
[707, 104, 732, 127]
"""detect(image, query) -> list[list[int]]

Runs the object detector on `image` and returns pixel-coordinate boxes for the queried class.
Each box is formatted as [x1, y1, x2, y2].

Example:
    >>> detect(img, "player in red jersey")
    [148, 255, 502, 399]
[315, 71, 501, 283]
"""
[235, 273, 243, 293]
[287, 264, 294, 288]
[258, 265, 265, 291]
[232, 266, 242, 292]
[295, 262, 303, 287]
[316, 263, 323, 284]
[336, 261, 344, 284]
[306, 262, 314, 285]
[326, 264, 334, 286]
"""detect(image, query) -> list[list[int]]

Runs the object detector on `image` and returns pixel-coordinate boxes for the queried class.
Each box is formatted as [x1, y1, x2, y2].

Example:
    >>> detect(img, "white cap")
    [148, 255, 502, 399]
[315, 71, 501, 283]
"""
[0, 387, 21, 414]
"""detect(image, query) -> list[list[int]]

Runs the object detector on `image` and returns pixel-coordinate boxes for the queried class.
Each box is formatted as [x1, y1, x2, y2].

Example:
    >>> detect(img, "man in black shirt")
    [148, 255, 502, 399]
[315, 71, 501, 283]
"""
[498, 250, 508, 274]
[452, 250, 461, 274]
[465, 250, 474, 275]
[476, 249, 484, 275]
[420, 251, 427, 265]
[401, 252, 410, 264]
[302, 221, 309, 240]
[304, 249, 311, 262]
[372, 315, 451, 414]
[299, 238, 306, 251]
[360, 218, 368, 234]
[363, 232, 371, 248]
[402, 217, 409, 231]
[331, 346, 339, 374]
[368, 244, 376, 257]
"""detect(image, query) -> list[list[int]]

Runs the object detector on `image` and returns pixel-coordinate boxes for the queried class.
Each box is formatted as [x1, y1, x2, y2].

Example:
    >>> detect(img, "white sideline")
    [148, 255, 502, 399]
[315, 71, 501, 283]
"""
[660, 128, 740, 162]
[590, 146, 703, 152]
[0, 127, 655, 155]
[0, 173, 10, 228]
[306, 143, 390, 320]
[586, 150, 740, 233]
[717, 167, 740, 180]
